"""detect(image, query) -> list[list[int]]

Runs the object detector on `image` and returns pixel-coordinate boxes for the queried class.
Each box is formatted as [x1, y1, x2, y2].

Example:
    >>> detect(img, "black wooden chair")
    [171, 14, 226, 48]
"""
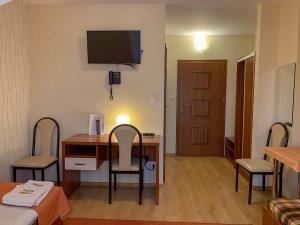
[12, 117, 60, 185]
[108, 124, 144, 204]
[235, 122, 289, 204]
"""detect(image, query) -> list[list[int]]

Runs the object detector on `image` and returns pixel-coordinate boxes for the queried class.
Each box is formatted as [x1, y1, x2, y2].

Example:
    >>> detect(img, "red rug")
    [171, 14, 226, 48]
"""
[64, 218, 247, 225]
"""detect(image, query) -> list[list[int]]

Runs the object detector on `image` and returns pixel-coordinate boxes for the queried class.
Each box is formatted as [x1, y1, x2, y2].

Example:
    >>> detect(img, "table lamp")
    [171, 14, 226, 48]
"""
[116, 114, 130, 126]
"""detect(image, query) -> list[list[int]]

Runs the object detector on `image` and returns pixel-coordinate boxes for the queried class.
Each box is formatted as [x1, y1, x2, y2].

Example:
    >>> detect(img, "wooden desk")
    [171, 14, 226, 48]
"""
[62, 134, 161, 204]
[262, 147, 300, 198]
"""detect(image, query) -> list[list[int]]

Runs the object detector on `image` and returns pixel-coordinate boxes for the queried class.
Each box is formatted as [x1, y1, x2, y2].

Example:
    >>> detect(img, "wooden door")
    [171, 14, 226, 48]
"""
[234, 56, 255, 159]
[242, 57, 255, 158]
[176, 60, 227, 157]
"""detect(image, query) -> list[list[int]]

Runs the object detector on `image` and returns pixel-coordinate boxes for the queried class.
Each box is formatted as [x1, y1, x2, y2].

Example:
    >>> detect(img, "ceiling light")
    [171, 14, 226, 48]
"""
[0, 0, 12, 6]
[194, 32, 208, 51]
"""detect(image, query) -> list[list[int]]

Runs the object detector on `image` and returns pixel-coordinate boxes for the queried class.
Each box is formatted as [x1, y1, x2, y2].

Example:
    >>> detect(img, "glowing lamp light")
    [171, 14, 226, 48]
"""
[116, 114, 130, 126]
[194, 32, 208, 51]
[0, 0, 12, 6]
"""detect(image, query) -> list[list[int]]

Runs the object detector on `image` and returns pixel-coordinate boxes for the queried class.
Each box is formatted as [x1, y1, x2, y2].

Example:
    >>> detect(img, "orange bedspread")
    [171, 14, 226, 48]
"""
[0, 182, 71, 225]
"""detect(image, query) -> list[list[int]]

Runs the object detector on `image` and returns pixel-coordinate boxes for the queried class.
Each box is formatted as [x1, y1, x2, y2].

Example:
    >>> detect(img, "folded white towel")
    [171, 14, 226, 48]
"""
[25, 180, 54, 206]
[25, 180, 54, 189]
[3, 184, 46, 207]
[2, 180, 54, 207]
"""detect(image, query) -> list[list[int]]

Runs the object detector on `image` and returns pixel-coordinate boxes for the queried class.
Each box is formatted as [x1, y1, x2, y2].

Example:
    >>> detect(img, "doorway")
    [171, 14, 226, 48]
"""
[234, 56, 255, 160]
[176, 60, 227, 157]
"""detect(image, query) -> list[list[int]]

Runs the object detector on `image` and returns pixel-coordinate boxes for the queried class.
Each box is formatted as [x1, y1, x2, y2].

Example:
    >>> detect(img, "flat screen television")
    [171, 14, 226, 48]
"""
[87, 30, 141, 64]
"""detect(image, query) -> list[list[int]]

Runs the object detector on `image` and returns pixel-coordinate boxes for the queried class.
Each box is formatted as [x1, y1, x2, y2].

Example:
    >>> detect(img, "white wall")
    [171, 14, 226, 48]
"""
[252, 3, 280, 159]
[28, 3, 165, 183]
[253, 0, 300, 196]
[277, 0, 299, 66]
[0, 0, 30, 181]
[284, 0, 300, 198]
[165, 35, 255, 154]
[292, 4, 300, 147]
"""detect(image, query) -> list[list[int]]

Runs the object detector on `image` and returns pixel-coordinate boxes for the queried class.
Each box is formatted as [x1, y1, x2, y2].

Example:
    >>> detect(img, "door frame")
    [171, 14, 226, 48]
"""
[163, 44, 167, 181]
[176, 60, 228, 156]
[234, 55, 255, 160]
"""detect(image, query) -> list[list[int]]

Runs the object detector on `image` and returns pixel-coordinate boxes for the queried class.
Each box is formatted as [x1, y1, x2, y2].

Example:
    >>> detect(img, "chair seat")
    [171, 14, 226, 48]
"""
[12, 156, 57, 169]
[236, 158, 273, 173]
[112, 158, 145, 171]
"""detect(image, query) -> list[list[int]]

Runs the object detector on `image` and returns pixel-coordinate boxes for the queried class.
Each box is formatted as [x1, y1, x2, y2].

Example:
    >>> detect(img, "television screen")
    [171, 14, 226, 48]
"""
[87, 30, 141, 64]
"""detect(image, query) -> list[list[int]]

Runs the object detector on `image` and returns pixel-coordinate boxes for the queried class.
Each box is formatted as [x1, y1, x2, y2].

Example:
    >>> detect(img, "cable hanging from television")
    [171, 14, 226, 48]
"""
[122, 63, 136, 69]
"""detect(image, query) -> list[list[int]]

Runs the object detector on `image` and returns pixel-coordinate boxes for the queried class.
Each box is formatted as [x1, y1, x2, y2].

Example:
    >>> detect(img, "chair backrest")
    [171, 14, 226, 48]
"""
[109, 124, 142, 171]
[32, 117, 60, 158]
[266, 122, 289, 147]
[264, 122, 289, 161]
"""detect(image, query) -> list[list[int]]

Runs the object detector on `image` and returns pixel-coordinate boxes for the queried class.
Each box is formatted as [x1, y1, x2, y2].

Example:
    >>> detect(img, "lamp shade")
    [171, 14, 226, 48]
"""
[116, 114, 130, 126]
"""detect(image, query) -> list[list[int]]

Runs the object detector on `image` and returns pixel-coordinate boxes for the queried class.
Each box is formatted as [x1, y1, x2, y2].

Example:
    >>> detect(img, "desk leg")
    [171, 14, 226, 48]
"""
[272, 159, 278, 199]
[155, 143, 160, 205]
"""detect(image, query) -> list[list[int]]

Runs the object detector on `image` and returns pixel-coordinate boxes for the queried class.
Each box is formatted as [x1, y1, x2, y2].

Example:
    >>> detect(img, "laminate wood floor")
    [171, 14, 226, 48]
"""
[68, 156, 271, 225]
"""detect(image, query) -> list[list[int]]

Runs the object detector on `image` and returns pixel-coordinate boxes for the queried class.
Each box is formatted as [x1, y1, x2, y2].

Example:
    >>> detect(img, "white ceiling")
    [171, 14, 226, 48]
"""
[23, 0, 280, 35]
[166, 0, 280, 35]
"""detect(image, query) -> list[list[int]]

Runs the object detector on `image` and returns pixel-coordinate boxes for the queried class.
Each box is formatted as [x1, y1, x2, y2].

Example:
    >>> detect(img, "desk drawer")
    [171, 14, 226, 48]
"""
[65, 158, 97, 170]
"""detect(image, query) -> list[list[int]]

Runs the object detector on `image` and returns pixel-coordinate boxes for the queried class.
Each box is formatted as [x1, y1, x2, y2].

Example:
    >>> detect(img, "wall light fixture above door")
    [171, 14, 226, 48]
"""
[194, 32, 208, 51]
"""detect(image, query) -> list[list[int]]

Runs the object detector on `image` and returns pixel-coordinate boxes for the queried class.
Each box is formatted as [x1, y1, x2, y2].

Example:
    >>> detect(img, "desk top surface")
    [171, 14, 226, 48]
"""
[62, 134, 161, 145]
[262, 147, 300, 172]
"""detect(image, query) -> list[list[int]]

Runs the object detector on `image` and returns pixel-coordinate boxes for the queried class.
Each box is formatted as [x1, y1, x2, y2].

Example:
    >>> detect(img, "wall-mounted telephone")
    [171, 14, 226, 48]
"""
[109, 71, 121, 100]
[109, 71, 121, 85]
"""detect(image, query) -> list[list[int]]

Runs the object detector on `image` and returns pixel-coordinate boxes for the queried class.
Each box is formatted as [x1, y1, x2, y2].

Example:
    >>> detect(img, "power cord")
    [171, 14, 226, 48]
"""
[122, 63, 136, 69]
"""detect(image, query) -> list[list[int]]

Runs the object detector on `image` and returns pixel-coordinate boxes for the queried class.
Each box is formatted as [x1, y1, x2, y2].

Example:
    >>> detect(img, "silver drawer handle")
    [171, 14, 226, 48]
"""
[75, 163, 87, 166]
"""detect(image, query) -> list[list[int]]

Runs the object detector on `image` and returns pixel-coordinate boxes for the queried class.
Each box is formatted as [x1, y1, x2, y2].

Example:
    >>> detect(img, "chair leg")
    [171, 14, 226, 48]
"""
[235, 164, 239, 192]
[32, 169, 36, 180]
[248, 173, 253, 205]
[139, 172, 143, 205]
[56, 162, 60, 186]
[262, 174, 266, 191]
[114, 173, 117, 191]
[13, 167, 16, 182]
[279, 172, 283, 198]
[109, 172, 112, 204]
[41, 169, 45, 181]
[142, 171, 144, 192]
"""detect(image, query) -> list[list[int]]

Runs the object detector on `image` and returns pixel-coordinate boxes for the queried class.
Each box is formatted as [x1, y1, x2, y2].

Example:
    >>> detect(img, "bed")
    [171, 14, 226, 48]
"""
[0, 204, 37, 225]
[0, 182, 69, 225]
[263, 206, 282, 225]
[263, 198, 300, 225]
